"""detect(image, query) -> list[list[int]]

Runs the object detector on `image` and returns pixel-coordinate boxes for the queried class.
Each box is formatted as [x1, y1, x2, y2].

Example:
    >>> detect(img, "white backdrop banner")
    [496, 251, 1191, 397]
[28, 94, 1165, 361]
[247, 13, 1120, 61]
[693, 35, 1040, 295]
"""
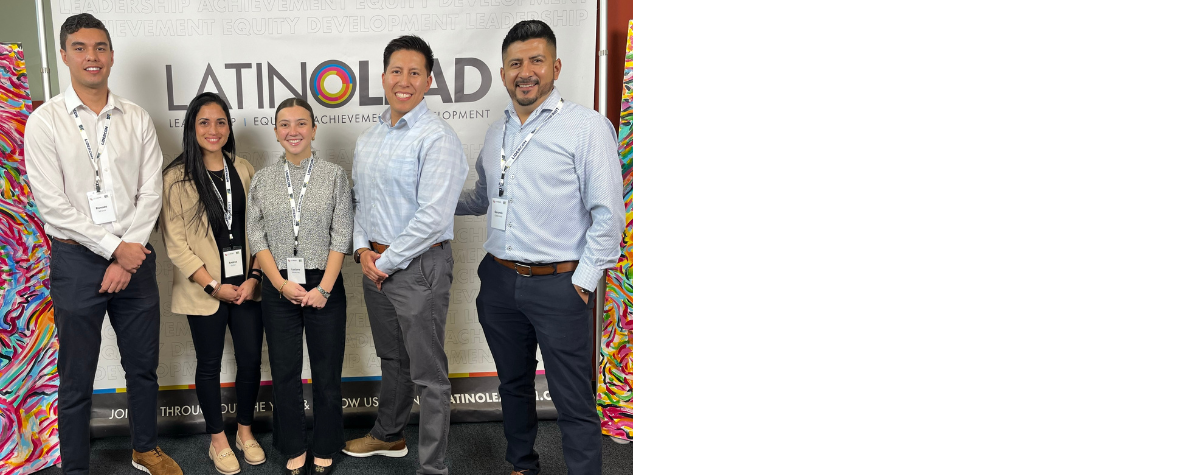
[49, 0, 595, 432]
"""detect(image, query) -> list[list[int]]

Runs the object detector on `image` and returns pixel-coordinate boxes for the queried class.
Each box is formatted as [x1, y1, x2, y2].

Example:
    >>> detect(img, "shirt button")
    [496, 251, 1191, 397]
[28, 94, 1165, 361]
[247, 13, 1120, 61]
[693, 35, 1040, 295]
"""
[506, 246, 512, 250]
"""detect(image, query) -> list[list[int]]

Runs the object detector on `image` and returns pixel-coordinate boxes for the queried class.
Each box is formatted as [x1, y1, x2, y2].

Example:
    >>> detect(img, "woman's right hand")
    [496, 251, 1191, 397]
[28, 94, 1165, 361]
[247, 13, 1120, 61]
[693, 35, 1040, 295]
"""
[213, 283, 240, 304]
[280, 281, 307, 305]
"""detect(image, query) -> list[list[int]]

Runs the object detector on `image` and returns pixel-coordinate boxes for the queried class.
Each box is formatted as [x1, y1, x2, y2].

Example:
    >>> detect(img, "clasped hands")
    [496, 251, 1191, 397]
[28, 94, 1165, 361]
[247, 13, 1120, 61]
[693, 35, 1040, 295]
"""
[277, 280, 329, 309]
[100, 241, 151, 293]
[358, 249, 389, 290]
[211, 278, 258, 305]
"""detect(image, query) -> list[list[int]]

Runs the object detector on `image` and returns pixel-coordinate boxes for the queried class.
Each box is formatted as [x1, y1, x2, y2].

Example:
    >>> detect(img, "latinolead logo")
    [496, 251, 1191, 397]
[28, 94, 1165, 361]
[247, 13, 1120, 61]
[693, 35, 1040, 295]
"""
[164, 58, 491, 111]
[311, 60, 357, 108]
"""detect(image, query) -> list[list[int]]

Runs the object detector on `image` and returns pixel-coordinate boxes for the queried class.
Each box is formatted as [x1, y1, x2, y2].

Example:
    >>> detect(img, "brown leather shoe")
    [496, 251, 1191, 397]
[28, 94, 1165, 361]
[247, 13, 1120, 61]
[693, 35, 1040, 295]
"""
[131, 446, 183, 475]
[342, 433, 408, 457]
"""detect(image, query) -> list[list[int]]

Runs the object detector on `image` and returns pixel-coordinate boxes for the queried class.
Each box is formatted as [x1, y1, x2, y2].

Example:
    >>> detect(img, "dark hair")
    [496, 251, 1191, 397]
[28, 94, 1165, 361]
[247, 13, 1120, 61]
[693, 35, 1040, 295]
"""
[502, 20, 556, 57]
[275, 97, 315, 123]
[383, 35, 434, 75]
[164, 93, 236, 233]
[59, 13, 113, 51]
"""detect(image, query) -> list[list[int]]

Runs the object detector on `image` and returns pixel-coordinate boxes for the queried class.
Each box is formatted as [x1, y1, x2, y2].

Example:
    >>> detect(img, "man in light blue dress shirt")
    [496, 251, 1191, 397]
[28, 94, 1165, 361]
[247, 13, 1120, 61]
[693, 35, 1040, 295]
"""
[343, 35, 467, 475]
[456, 20, 624, 475]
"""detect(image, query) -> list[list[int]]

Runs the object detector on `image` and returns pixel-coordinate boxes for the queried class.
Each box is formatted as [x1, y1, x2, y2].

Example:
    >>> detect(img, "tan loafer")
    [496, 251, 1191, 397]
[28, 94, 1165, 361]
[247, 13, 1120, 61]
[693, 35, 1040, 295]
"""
[208, 444, 241, 474]
[236, 436, 266, 465]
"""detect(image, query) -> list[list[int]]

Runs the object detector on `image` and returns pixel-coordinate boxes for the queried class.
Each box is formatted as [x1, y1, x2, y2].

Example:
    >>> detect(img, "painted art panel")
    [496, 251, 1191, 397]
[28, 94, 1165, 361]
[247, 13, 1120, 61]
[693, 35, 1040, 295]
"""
[0, 42, 61, 475]
[597, 20, 633, 441]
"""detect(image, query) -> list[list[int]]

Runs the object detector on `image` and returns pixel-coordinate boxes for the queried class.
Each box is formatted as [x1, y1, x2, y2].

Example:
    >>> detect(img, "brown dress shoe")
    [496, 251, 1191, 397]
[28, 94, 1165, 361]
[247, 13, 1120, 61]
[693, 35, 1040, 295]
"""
[131, 446, 183, 475]
[342, 433, 408, 457]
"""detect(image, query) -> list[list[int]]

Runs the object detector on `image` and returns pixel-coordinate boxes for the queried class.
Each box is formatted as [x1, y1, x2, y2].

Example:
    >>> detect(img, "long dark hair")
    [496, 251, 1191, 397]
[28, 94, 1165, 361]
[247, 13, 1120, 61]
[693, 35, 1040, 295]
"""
[164, 92, 236, 233]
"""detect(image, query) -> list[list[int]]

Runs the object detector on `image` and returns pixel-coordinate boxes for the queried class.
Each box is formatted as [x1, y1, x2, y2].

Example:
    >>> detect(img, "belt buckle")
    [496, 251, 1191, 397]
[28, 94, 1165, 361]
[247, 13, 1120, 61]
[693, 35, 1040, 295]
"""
[513, 262, 533, 277]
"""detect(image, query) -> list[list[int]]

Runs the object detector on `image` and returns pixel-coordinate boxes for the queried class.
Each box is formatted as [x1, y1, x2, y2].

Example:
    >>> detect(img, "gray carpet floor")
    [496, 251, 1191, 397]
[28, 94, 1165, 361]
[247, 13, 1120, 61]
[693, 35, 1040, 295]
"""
[31, 422, 632, 474]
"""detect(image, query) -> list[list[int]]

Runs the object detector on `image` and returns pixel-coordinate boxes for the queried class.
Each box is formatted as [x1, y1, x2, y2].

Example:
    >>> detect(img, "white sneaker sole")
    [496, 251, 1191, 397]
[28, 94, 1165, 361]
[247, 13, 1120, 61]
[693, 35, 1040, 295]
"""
[341, 447, 409, 458]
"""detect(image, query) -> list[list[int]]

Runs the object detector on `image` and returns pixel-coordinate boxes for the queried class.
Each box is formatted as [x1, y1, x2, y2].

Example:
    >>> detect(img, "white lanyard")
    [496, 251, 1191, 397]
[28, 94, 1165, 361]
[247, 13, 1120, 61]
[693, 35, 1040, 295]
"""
[207, 160, 234, 242]
[498, 99, 563, 197]
[284, 157, 314, 256]
[72, 108, 112, 193]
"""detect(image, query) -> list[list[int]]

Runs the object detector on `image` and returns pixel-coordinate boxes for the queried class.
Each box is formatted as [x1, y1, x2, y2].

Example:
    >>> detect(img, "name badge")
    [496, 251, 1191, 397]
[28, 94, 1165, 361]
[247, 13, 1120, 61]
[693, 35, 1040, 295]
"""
[87, 191, 117, 224]
[490, 198, 509, 231]
[222, 247, 244, 277]
[286, 257, 306, 284]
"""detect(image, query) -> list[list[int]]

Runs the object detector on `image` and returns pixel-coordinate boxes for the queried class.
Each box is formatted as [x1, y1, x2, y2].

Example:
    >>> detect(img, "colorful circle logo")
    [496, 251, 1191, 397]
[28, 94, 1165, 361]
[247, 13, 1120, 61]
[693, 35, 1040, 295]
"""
[310, 60, 356, 108]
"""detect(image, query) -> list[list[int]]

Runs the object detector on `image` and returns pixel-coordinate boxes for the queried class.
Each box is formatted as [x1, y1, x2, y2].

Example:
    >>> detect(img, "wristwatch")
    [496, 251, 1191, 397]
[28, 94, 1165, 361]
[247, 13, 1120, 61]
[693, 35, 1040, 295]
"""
[353, 248, 368, 263]
[316, 285, 332, 299]
[204, 279, 219, 295]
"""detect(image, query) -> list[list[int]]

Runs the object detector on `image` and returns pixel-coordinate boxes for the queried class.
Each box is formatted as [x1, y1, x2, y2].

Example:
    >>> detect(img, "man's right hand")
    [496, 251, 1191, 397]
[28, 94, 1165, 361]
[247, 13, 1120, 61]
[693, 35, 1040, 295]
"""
[113, 241, 151, 273]
[359, 250, 388, 289]
[99, 262, 132, 293]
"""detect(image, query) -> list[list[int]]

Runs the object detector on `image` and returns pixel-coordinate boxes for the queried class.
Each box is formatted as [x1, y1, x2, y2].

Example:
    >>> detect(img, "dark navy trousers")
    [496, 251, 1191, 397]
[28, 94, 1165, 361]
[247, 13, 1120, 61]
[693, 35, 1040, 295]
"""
[50, 239, 161, 475]
[476, 255, 601, 475]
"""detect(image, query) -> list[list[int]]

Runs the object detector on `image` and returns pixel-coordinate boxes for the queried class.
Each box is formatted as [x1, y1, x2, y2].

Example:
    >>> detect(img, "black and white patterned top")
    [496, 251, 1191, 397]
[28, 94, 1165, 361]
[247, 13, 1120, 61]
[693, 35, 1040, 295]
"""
[246, 154, 354, 270]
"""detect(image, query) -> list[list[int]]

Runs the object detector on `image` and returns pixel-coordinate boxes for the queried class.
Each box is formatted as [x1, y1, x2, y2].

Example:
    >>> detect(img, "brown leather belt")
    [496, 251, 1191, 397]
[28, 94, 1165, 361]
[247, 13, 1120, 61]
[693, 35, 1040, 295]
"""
[370, 240, 445, 254]
[492, 255, 579, 277]
[51, 236, 81, 245]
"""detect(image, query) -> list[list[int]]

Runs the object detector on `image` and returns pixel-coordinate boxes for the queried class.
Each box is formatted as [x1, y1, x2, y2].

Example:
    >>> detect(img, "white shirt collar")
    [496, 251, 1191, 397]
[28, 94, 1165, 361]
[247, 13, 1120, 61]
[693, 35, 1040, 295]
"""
[63, 85, 122, 115]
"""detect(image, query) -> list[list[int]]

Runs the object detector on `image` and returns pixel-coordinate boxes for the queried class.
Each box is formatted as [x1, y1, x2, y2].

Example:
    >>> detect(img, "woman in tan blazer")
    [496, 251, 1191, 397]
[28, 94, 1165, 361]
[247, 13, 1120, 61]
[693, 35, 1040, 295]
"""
[160, 92, 266, 475]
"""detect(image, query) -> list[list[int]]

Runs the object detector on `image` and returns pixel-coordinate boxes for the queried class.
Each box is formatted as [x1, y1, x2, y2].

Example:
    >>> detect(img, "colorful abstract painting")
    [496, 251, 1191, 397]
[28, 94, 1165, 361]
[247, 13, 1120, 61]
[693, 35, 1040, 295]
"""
[597, 20, 633, 441]
[0, 43, 60, 475]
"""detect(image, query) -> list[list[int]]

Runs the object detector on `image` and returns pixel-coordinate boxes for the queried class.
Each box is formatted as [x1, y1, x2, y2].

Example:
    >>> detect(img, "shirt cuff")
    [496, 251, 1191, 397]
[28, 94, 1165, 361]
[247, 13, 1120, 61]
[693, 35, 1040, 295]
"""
[96, 233, 123, 260]
[353, 235, 370, 252]
[571, 263, 607, 291]
[373, 252, 411, 276]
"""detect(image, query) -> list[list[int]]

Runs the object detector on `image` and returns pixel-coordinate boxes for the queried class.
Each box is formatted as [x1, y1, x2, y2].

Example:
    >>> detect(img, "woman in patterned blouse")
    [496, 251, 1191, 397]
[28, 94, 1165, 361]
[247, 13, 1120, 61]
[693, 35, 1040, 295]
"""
[245, 97, 353, 475]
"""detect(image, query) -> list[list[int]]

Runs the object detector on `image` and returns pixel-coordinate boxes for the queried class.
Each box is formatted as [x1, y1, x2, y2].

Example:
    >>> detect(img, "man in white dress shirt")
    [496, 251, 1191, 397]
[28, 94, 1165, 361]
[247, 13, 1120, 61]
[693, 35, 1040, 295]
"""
[25, 13, 181, 475]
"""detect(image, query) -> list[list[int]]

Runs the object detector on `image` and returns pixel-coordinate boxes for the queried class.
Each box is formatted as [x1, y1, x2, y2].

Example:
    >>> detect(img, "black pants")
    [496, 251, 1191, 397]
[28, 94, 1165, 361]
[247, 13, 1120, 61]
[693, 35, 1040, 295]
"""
[476, 256, 601, 475]
[50, 239, 160, 475]
[187, 299, 263, 433]
[260, 270, 346, 459]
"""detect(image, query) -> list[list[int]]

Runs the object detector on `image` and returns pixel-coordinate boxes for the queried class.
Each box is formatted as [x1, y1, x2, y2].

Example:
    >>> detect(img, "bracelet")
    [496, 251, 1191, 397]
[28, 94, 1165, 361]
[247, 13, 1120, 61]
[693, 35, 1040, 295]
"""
[247, 270, 263, 282]
[315, 285, 331, 299]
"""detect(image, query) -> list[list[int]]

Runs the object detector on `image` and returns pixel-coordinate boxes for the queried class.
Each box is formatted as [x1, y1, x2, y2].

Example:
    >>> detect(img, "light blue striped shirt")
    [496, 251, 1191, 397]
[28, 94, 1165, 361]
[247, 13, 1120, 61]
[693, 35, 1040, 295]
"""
[456, 88, 624, 291]
[352, 100, 468, 275]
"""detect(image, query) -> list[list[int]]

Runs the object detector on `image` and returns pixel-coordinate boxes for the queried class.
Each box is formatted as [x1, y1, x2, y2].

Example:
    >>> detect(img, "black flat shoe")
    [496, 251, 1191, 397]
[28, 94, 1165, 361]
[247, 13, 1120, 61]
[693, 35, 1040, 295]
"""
[309, 459, 335, 475]
[283, 455, 307, 475]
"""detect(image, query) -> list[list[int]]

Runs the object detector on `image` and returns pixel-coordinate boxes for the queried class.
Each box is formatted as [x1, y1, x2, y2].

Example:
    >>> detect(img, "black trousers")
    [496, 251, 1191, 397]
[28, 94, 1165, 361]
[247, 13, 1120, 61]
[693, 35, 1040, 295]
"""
[50, 239, 160, 475]
[476, 256, 601, 475]
[187, 299, 263, 433]
[260, 270, 346, 459]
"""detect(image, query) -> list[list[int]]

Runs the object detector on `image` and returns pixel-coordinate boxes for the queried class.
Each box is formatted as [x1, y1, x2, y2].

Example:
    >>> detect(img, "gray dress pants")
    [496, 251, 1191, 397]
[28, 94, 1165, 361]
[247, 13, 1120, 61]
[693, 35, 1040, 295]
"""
[363, 242, 454, 475]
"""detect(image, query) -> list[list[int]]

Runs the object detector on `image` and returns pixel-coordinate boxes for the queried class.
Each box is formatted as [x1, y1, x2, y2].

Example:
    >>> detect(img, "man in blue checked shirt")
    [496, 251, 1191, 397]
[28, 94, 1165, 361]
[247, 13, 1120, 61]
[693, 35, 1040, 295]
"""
[343, 35, 467, 475]
[456, 20, 624, 475]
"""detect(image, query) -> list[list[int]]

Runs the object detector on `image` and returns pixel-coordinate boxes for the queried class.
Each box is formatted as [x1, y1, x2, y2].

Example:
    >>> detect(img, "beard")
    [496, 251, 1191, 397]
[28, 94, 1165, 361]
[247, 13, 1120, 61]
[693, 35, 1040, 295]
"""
[511, 78, 554, 106]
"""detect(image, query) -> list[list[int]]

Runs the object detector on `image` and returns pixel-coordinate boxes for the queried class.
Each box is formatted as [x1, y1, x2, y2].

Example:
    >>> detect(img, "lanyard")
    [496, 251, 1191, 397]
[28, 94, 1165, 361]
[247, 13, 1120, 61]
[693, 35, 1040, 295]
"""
[284, 156, 315, 256]
[498, 98, 563, 197]
[207, 160, 234, 242]
[72, 108, 112, 193]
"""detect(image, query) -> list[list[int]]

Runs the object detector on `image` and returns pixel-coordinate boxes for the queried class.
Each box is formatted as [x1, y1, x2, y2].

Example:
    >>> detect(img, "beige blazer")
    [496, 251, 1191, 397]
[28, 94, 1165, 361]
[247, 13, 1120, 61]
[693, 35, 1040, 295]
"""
[161, 155, 259, 315]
